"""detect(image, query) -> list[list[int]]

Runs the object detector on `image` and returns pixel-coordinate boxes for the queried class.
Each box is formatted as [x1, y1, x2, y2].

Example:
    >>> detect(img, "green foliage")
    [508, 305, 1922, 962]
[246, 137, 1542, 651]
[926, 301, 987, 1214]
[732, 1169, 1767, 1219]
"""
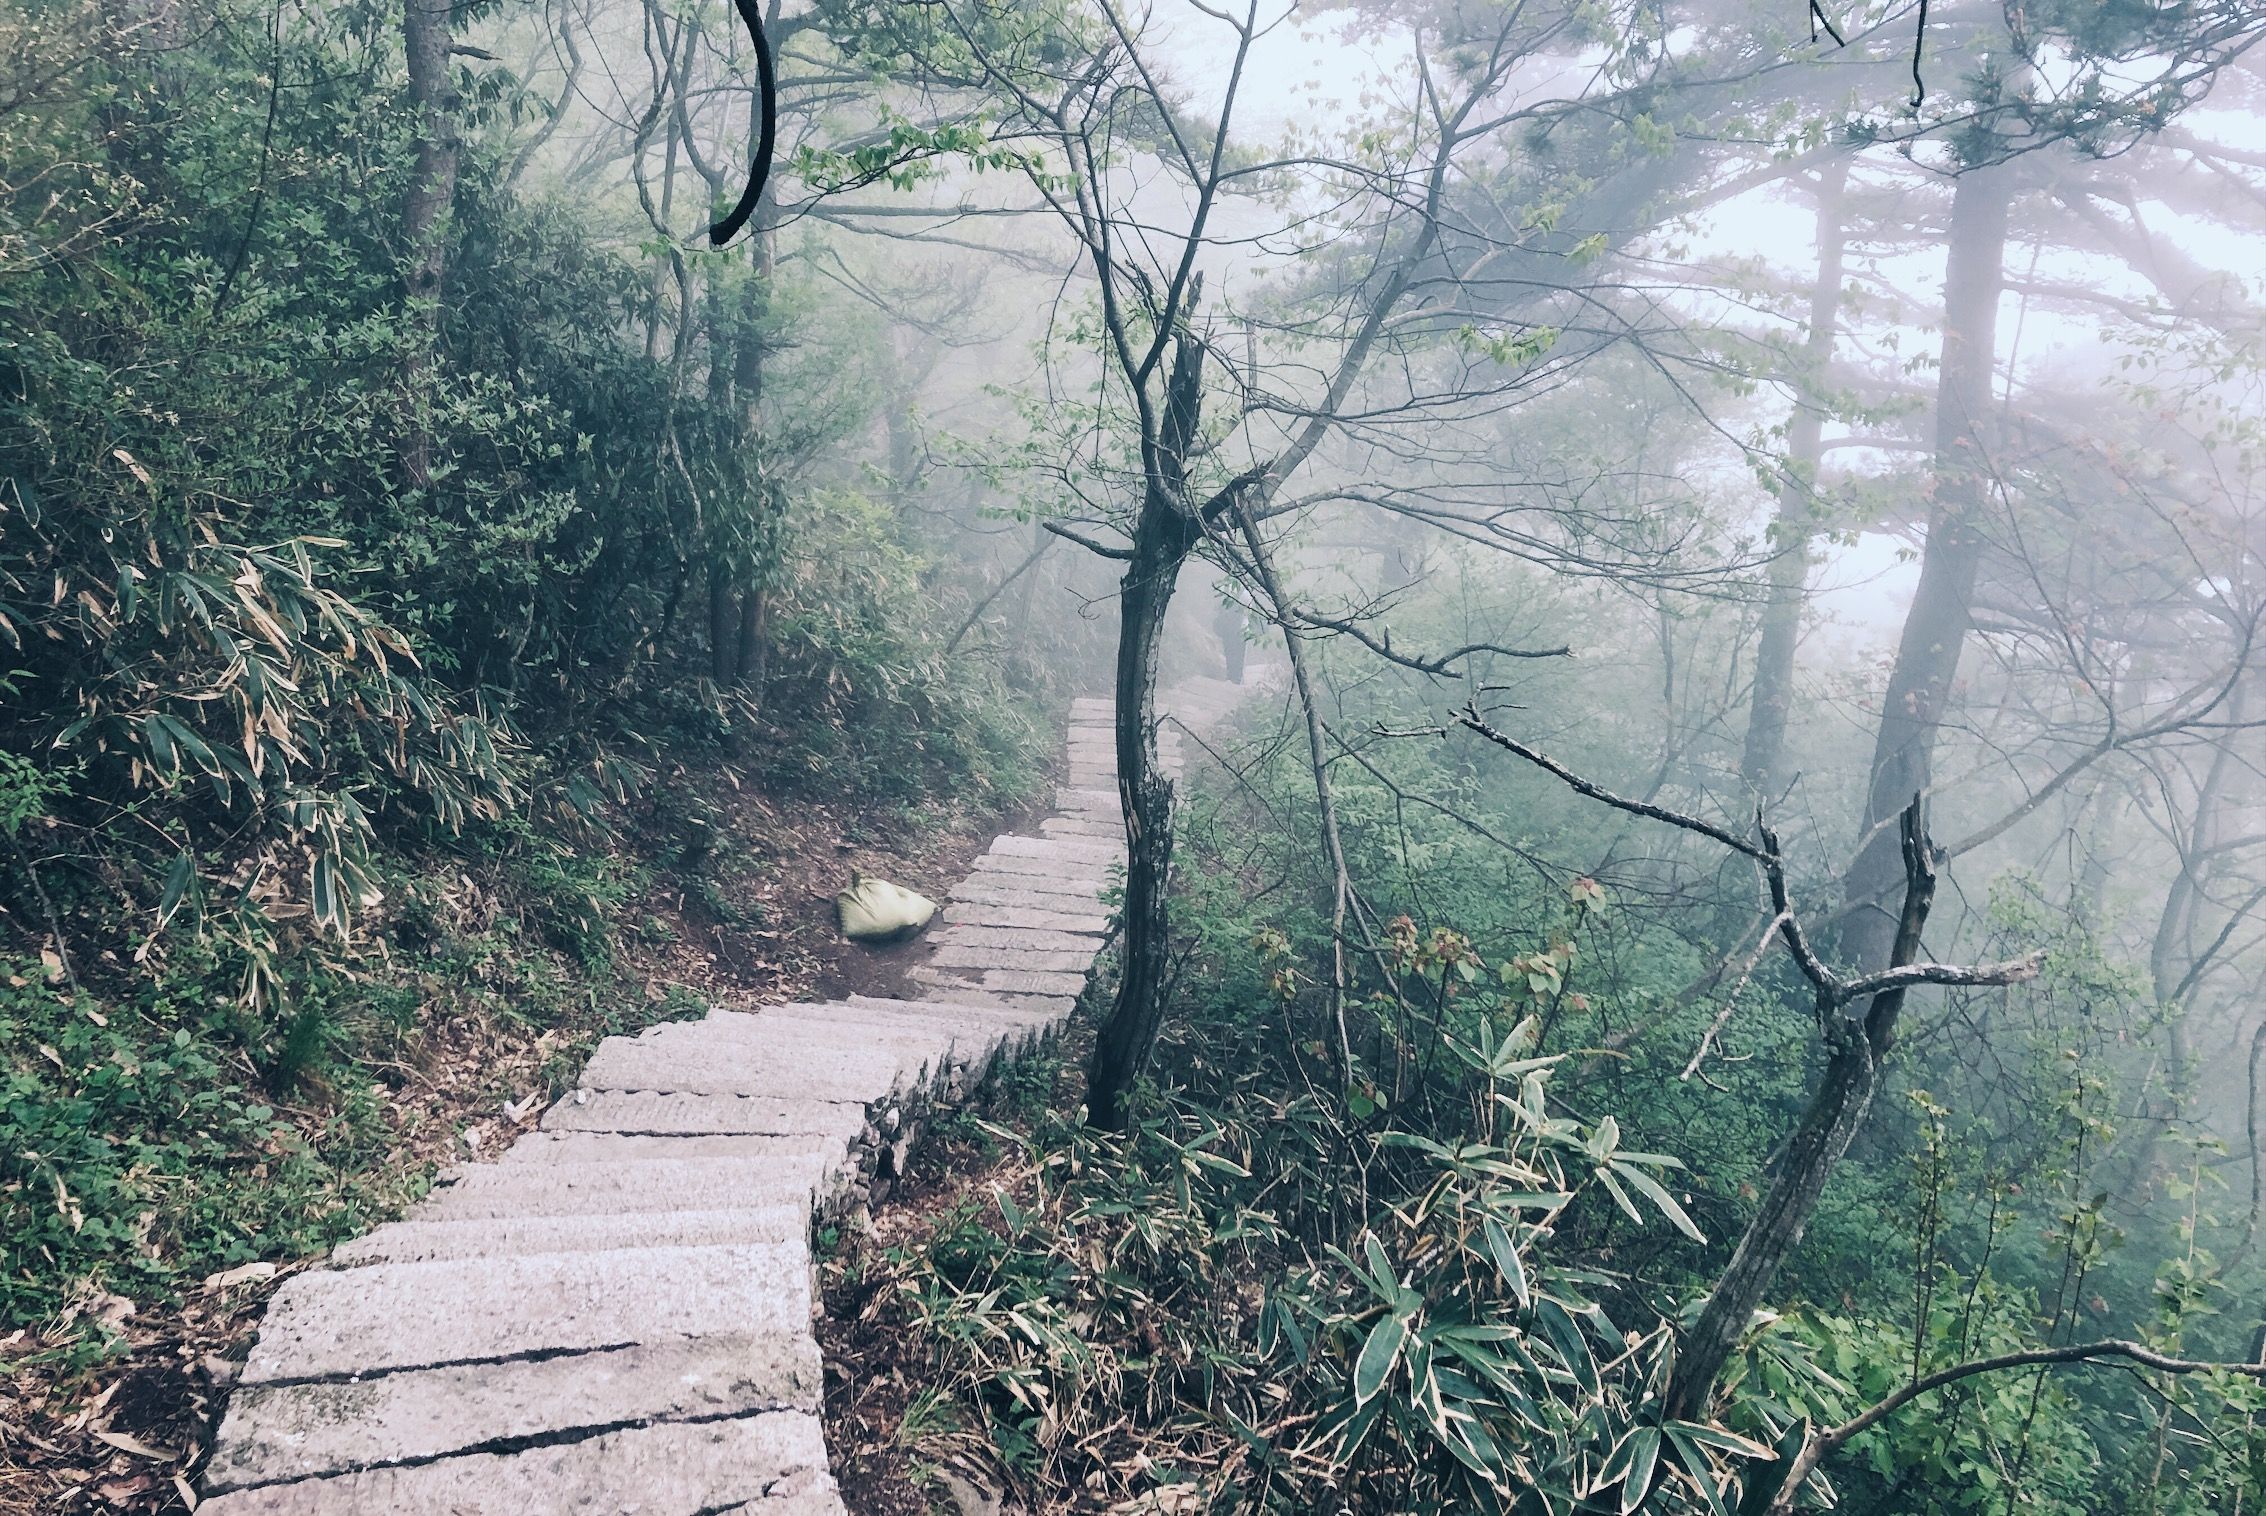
[0, 0, 1058, 1333]
[0, 953, 396, 1331]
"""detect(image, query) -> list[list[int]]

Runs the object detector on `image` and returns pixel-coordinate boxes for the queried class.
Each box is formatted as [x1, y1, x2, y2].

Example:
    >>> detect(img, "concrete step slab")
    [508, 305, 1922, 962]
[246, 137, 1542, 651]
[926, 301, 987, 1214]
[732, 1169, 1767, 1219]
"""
[923, 966, 1091, 998]
[952, 875, 1108, 909]
[242, 1243, 811, 1383]
[332, 1205, 807, 1266]
[845, 993, 1074, 1027]
[908, 966, 1086, 1005]
[207, 1334, 821, 1492]
[577, 1039, 924, 1102]
[683, 1002, 1009, 1054]
[198, 1412, 838, 1515]
[973, 851, 1113, 884]
[495, 1131, 836, 1165]
[928, 925, 1109, 954]
[628, 1012, 988, 1072]
[415, 1156, 828, 1224]
[926, 945, 1098, 975]
[941, 901, 1112, 934]
[1039, 817, 1121, 839]
[991, 834, 1121, 865]
[539, 1090, 866, 1141]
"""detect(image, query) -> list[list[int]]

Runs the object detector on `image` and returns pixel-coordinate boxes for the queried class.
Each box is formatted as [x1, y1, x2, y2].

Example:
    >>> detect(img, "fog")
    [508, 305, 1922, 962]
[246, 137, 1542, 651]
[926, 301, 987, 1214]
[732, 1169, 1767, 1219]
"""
[7, 0, 2264, 1507]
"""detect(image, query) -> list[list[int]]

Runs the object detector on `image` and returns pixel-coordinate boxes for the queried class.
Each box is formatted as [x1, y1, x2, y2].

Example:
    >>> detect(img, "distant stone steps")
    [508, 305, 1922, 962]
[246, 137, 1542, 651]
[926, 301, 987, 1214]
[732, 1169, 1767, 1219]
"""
[200, 679, 1254, 1514]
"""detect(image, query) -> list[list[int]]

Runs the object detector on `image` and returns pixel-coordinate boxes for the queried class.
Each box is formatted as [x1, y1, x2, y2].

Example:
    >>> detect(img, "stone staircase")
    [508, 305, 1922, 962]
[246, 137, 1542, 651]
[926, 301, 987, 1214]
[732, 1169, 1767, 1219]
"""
[199, 680, 1251, 1514]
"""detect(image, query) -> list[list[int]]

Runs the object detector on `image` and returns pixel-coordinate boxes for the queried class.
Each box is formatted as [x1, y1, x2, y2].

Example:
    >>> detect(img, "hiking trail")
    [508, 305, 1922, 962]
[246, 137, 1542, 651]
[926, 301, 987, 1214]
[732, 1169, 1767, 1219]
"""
[199, 679, 1249, 1514]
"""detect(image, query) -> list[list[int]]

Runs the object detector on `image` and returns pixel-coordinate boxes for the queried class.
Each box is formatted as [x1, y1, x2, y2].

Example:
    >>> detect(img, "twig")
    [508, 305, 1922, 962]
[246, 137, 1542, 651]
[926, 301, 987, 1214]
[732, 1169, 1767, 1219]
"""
[1771, 1339, 2266, 1513]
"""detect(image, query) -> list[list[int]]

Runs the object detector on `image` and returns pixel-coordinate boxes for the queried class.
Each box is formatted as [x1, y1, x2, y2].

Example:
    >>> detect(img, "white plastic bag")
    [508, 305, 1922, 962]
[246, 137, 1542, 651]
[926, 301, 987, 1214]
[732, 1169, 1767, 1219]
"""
[834, 873, 937, 944]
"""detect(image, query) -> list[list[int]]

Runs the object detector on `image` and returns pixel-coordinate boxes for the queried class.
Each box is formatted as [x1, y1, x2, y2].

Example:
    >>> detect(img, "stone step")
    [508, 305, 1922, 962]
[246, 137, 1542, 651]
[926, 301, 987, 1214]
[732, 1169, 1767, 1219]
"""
[207, 1333, 821, 1493]
[1039, 816, 1121, 839]
[684, 1002, 1021, 1059]
[331, 1204, 807, 1266]
[845, 993, 1075, 1027]
[243, 1243, 811, 1383]
[539, 1090, 867, 1140]
[495, 1132, 835, 1167]
[928, 924, 1110, 954]
[912, 965, 1090, 999]
[990, 834, 1122, 865]
[940, 900, 1113, 934]
[577, 1038, 927, 1103]
[950, 879, 1109, 913]
[926, 944, 1099, 975]
[198, 1413, 840, 1515]
[971, 850, 1113, 883]
[625, 1012, 991, 1076]
[414, 1156, 829, 1224]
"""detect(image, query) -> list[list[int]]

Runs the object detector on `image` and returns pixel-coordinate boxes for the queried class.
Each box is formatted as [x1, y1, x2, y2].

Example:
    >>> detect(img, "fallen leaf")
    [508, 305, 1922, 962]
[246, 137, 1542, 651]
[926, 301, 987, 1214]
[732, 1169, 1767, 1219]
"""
[93, 1428, 176, 1460]
[202, 1261, 276, 1293]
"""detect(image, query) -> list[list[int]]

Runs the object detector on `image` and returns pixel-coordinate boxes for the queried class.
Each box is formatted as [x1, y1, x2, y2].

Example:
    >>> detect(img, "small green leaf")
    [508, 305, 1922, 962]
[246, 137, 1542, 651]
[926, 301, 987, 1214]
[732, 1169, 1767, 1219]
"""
[1353, 1311, 1407, 1405]
[1483, 1215, 1531, 1308]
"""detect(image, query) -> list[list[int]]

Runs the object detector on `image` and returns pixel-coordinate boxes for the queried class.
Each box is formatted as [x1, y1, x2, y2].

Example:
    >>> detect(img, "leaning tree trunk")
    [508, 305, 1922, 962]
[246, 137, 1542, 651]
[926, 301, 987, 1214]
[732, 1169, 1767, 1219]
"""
[400, 0, 459, 484]
[1838, 156, 2014, 972]
[1668, 155, 2017, 1422]
[1086, 333, 1209, 1131]
[1741, 157, 1850, 794]
[1667, 805, 1938, 1419]
[1085, 489, 1201, 1130]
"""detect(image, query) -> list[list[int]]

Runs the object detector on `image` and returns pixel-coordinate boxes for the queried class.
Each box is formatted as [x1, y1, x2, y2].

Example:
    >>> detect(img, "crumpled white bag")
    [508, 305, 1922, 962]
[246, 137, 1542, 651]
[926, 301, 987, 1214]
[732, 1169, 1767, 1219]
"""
[834, 873, 937, 944]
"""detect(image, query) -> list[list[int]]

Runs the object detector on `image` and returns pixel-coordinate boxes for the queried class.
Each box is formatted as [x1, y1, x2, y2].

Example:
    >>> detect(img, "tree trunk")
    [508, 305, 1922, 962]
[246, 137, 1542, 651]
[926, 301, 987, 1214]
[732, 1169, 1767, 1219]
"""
[400, 0, 458, 484]
[1741, 158, 1849, 794]
[402, 0, 458, 308]
[1668, 805, 1937, 1419]
[1086, 489, 1200, 1130]
[1087, 333, 1209, 1131]
[708, 575, 738, 685]
[1670, 153, 2016, 1421]
[734, 587, 769, 699]
[1838, 158, 2015, 971]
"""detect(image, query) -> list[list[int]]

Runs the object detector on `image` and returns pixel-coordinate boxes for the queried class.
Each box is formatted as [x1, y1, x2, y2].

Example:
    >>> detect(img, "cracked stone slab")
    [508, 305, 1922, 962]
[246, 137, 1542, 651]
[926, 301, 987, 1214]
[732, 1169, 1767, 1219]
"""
[951, 974, 1092, 997]
[925, 945, 1098, 974]
[198, 1412, 839, 1515]
[845, 993, 1074, 1026]
[414, 1156, 830, 1224]
[825, 992, 1063, 1027]
[577, 1039, 931, 1102]
[1039, 817, 1121, 839]
[243, 1243, 811, 1383]
[1054, 786, 1120, 812]
[625, 1013, 991, 1074]
[970, 852, 1113, 884]
[940, 901, 1112, 934]
[758, 998, 1053, 1050]
[909, 965, 1089, 1005]
[928, 925, 1108, 954]
[495, 1133, 837, 1166]
[207, 1334, 822, 1492]
[989, 834, 1122, 865]
[673, 1004, 1009, 1059]
[538, 1090, 867, 1140]
[331, 1205, 807, 1265]
[952, 873, 1108, 906]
